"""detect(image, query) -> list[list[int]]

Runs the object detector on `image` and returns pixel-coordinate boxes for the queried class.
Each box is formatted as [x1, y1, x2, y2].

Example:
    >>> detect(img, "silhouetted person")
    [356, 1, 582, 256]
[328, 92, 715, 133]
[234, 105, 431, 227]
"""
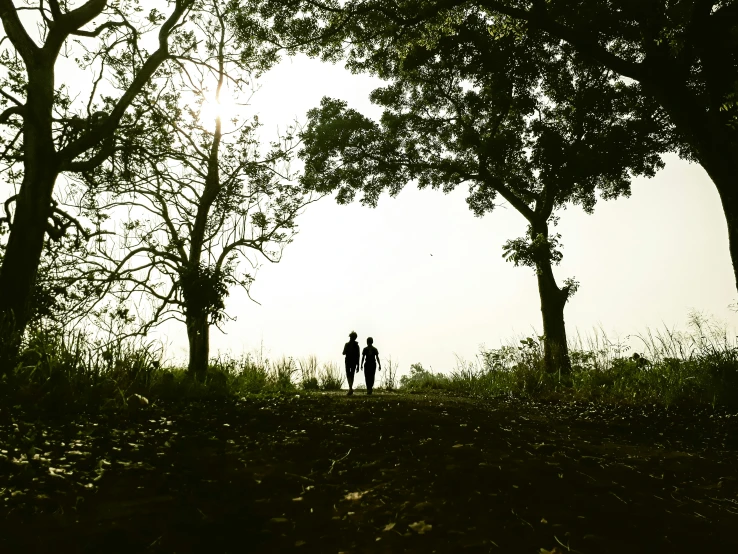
[361, 337, 381, 395]
[343, 331, 360, 396]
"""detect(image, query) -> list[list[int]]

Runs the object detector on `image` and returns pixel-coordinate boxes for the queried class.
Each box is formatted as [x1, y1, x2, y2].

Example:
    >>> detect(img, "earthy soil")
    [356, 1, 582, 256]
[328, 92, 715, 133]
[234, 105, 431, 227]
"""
[1, 391, 738, 553]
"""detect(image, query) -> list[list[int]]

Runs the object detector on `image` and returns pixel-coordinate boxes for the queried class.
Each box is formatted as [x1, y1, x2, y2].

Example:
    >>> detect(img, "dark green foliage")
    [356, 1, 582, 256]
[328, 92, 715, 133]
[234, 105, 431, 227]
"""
[301, 376, 320, 391]
[179, 263, 232, 324]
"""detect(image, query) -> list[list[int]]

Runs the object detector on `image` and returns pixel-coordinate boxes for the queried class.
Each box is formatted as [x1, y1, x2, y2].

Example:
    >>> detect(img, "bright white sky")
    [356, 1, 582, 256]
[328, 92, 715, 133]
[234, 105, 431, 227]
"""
[144, 54, 738, 377]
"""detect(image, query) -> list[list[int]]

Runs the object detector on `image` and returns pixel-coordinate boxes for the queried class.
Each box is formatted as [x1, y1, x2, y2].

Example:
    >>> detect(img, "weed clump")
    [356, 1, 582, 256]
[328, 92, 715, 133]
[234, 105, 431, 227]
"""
[299, 356, 320, 390]
[318, 361, 344, 391]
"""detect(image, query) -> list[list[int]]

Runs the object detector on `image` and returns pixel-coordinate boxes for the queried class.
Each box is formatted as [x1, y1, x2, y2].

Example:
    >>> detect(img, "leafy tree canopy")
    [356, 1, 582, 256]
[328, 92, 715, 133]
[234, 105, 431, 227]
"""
[298, 8, 670, 224]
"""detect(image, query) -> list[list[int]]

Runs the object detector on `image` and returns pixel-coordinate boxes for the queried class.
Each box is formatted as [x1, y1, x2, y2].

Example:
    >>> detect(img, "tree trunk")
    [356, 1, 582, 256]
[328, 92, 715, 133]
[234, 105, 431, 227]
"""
[529, 218, 572, 376]
[536, 259, 571, 375]
[640, 70, 738, 293]
[186, 311, 210, 381]
[0, 63, 57, 369]
[687, 141, 738, 295]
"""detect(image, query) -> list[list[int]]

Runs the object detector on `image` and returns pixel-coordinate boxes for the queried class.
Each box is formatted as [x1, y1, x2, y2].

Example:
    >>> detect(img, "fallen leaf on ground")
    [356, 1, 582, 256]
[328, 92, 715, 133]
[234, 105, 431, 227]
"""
[408, 521, 432, 534]
[383, 523, 395, 532]
[131, 394, 148, 406]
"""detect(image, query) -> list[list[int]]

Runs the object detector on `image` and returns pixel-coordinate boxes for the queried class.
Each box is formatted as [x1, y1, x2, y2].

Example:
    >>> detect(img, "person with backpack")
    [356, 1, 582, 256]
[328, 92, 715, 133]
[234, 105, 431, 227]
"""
[342, 331, 360, 396]
[360, 337, 381, 395]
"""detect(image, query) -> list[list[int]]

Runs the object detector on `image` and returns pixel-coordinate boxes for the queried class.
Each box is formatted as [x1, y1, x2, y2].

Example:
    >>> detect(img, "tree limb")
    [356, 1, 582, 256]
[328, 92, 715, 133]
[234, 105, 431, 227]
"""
[477, 0, 647, 82]
[71, 19, 136, 38]
[0, 104, 23, 124]
[0, 87, 23, 106]
[0, 0, 39, 63]
[44, 0, 107, 54]
[60, 136, 116, 172]
[0, 193, 17, 226]
[58, 0, 194, 168]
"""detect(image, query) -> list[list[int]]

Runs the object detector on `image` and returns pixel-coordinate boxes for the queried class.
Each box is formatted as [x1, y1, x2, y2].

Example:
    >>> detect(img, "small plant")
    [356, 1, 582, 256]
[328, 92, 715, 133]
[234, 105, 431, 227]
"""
[238, 353, 269, 393]
[318, 361, 343, 390]
[270, 356, 297, 391]
[299, 355, 320, 390]
[380, 356, 399, 391]
[399, 363, 450, 390]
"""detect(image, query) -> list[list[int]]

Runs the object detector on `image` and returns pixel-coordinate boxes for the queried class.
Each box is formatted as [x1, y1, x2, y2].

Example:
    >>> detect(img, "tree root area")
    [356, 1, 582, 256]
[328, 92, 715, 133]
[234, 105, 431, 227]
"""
[1, 392, 737, 553]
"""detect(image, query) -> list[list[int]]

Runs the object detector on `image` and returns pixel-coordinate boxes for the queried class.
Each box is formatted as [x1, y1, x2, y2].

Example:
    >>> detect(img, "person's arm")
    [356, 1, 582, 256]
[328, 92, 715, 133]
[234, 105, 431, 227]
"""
[361, 351, 365, 369]
[376, 349, 381, 370]
[342, 343, 347, 356]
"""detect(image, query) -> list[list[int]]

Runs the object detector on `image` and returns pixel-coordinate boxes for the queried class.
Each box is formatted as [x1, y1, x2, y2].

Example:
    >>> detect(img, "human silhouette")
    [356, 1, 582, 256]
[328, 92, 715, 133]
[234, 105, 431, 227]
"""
[360, 337, 381, 395]
[342, 331, 360, 396]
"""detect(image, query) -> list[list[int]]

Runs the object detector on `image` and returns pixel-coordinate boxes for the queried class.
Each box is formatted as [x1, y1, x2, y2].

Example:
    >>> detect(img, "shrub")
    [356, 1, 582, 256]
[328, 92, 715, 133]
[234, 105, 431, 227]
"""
[399, 363, 450, 390]
[318, 361, 343, 390]
[299, 355, 320, 390]
[270, 356, 297, 391]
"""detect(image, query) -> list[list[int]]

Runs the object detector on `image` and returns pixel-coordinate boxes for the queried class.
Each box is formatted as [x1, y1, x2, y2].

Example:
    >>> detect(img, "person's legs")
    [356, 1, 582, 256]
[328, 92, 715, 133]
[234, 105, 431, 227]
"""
[345, 360, 356, 395]
[365, 365, 376, 394]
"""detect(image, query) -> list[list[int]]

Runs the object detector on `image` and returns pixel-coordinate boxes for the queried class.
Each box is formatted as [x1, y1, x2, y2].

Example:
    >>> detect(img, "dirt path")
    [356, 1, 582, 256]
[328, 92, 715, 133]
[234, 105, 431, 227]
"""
[1, 391, 737, 553]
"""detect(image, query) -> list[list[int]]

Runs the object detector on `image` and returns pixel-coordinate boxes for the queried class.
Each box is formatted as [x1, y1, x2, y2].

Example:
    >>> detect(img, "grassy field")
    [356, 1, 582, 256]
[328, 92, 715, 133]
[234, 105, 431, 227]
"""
[1, 316, 738, 552]
[4, 313, 738, 412]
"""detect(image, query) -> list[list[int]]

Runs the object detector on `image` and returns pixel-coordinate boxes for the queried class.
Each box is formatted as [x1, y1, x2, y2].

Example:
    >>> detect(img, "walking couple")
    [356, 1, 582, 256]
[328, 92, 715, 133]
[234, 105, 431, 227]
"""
[342, 331, 381, 396]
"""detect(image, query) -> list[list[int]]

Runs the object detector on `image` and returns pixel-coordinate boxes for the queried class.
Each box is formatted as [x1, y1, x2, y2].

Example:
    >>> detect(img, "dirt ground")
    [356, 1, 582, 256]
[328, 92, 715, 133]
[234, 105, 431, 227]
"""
[1, 391, 737, 553]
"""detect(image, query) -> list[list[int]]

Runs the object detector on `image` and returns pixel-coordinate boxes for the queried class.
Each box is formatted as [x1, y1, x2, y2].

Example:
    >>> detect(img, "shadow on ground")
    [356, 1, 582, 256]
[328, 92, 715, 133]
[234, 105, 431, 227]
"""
[1, 391, 737, 553]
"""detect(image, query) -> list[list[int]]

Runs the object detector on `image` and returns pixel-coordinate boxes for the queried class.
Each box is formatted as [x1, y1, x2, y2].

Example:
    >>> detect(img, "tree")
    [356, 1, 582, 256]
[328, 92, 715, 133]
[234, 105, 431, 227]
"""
[0, 222, 108, 336]
[0, 0, 199, 367]
[75, 0, 315, 380]
[297, 11, 668, 373]
[267, 0, 738, 294]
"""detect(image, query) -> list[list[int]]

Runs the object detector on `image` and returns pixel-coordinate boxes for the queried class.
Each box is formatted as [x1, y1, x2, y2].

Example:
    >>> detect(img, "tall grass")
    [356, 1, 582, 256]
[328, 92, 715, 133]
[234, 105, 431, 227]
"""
[399, 313, 738, 408]
[299, 355, 320, 390]
[5, 312, 737, 411]
[0, 329, 357, 412]
[1, 327, 164, 411]
[318, 361, 344, 390]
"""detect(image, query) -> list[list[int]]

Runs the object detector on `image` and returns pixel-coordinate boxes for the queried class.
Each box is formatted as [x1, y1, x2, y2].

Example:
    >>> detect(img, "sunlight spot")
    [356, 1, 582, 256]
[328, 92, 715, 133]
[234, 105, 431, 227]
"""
[198, 87, 238, 127]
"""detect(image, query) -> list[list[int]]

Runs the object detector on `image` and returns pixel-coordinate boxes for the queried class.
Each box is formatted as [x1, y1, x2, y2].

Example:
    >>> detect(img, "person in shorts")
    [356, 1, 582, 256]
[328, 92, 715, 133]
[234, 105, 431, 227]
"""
[360, 337, 381, 395]
[342, 331, 360, 396]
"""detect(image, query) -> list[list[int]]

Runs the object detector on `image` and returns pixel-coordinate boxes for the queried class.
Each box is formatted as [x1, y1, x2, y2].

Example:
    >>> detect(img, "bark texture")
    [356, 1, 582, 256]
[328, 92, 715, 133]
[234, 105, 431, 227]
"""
[0, 60, 57, 369]
[186, 311, 210, 382]
[530, 218, 572, 375]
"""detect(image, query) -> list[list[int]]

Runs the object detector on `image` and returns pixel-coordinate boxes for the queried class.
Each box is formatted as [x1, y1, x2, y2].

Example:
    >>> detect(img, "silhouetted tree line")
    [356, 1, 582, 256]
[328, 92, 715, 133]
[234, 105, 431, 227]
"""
[0, 0, 736, 377]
